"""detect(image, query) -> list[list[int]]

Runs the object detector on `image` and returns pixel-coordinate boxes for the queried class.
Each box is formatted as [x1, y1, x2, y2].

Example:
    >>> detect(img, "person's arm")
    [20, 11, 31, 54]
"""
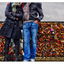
[31, 3, 44, 23]
[11, 12, 22, 18]
[5, 3, 16, 21]
[36, 3, 44, 22]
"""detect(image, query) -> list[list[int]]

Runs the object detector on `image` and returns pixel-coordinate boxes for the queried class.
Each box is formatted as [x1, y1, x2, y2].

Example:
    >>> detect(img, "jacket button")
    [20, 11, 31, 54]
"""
[9, 20, 11, 21]
[19, 11, 20, 13]
[8, 23, 10, 25]
[14, 21, 16, 23]
[14, 25, 16, 27]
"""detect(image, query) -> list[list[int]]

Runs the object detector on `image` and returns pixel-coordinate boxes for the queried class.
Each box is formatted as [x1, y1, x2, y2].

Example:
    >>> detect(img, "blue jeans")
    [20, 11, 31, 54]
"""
[23, 21, 38, 61]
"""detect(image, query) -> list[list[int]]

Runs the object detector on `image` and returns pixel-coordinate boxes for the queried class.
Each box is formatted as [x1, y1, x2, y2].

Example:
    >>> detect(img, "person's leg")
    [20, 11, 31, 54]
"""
[30, 21, 38, 60]
[13, 39, 20, 61]
[23, 23, 31, 61]
[4, 37, 11, 61]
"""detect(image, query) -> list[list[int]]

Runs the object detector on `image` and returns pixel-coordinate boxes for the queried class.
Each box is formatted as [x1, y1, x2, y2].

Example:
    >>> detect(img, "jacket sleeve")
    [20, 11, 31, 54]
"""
[36, 3, 44, 22]
[11, 12, 22, 18]
[5, 3, 16, 20]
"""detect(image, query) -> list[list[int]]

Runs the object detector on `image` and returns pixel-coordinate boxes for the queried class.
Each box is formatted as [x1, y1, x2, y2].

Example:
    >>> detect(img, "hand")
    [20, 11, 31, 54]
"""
[9, 12, 11, 14]
[34, 20, 38, 24]
[16, 18, 18, 20]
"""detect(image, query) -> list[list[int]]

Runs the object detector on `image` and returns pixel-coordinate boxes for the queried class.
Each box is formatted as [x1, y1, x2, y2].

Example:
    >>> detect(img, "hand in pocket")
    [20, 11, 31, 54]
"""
[34, 20, 38, 24]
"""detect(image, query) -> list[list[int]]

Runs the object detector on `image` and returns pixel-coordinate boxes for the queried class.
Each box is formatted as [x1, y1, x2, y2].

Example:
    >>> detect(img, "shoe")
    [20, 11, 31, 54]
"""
[31, 59, 35, 62]
[14, 54, 18, 61]
[4, 57, 8, 61]
[15, 57, 18, 61]
[4, 55, 8, 61]
[23, 60, 28, 62]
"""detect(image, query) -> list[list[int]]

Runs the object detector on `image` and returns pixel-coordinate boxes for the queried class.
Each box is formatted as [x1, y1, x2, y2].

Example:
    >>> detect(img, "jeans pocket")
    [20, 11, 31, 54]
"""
[23, 23, 29, 29]
[23, 23, 29, 25]
[32, 22, 38, 29]
[33, 21, 38, 26]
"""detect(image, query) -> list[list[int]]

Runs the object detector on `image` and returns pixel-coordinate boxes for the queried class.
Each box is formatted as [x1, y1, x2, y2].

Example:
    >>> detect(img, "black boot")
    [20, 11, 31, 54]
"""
[13, 54, 18, 61]
[4, 55, 8, 61]
[14, 39, 20, 61]
[15, 57, 18, 61]
[4, 57, 8, 61]
[4, 37, 11, 61]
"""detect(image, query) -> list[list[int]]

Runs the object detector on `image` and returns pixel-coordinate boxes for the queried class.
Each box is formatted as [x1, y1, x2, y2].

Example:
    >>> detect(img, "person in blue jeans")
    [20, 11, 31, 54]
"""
[22, 3, 44, 61]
